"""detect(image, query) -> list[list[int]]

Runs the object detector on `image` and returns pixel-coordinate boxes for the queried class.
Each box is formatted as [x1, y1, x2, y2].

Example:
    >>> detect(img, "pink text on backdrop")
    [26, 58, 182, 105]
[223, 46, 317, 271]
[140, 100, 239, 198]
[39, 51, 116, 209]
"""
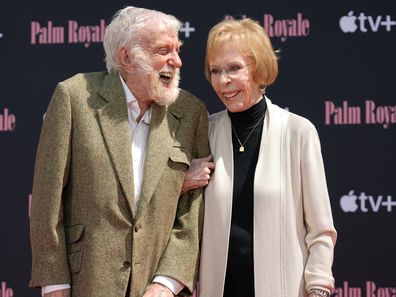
[224, 13, 310, 42]
[0, 281, 14, 297]
[0, 108, 16, 132]
[325, 100, 396, 129]
[31, 19, 106, 48]
[333, 281, 396, 297]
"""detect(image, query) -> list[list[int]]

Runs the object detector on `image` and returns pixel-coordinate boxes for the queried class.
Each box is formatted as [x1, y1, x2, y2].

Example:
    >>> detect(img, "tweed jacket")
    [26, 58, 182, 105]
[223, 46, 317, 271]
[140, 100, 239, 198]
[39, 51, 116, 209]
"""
[29, 72, 209, 297]
[199, 98, 336, 297]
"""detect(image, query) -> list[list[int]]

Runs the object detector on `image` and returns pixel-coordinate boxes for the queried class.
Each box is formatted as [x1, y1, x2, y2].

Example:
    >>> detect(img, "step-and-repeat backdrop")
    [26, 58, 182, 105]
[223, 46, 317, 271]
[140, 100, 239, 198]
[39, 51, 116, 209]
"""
[1, 0, 395, 296]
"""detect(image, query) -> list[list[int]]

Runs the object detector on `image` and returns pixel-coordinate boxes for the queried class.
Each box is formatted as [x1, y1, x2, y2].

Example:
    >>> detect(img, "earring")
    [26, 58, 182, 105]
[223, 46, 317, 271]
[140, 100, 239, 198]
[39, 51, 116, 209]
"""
[260, 84, 266, 94]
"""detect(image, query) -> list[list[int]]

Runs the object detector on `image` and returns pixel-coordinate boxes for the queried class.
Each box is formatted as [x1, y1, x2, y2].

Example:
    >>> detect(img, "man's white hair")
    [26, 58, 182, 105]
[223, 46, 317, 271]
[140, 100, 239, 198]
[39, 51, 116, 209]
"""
[103, 6, 182, 73]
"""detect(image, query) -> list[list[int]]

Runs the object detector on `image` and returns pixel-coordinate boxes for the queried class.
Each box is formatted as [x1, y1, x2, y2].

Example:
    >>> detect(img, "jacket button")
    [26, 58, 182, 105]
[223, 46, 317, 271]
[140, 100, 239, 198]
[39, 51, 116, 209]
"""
[123, 261, 131, 268]
[134, 224, 142, 232]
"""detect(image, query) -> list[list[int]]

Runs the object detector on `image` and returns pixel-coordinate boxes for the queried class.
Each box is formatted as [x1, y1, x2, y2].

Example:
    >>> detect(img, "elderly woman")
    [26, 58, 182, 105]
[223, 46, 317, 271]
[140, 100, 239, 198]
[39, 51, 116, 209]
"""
[191, 18, 336, 297]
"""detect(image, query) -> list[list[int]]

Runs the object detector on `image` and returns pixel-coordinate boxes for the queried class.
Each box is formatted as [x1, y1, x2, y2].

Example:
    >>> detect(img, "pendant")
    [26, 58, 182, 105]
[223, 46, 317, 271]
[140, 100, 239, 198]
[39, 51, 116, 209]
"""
[239, 146, 245, 152]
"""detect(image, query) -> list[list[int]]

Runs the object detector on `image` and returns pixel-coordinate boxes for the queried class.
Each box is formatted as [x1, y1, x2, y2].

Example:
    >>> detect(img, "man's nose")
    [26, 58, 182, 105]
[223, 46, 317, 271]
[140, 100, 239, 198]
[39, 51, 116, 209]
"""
[169, 51, 182, 68]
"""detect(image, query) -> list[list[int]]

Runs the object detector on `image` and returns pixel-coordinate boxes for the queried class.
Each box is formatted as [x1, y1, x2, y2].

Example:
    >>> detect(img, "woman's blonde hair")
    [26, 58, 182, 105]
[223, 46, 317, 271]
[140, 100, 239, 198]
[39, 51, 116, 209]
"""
[205, 18, 278, 88]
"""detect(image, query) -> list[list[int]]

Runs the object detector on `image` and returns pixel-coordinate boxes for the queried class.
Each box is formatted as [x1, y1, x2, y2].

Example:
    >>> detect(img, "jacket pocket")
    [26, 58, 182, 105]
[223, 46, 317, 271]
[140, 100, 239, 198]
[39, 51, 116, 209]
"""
[65, 224, 85, 243]
[67, 251, 83, 273]
[169, 146, 191, 166]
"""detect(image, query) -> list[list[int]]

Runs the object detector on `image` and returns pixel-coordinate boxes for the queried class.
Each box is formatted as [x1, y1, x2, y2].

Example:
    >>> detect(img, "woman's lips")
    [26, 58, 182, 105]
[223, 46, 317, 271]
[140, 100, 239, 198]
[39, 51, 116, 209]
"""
[223, 90, 240, 99]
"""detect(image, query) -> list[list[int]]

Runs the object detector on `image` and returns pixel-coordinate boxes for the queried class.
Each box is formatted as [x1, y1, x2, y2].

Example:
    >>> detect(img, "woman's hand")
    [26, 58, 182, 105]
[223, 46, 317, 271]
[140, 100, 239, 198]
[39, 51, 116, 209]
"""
[181, 155, 215, 193]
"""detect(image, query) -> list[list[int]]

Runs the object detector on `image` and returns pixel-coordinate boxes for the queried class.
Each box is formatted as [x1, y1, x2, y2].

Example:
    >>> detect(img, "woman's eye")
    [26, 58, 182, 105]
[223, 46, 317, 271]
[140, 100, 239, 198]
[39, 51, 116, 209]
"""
[210, 68, 221, 75]
[229, 65, 242, 73]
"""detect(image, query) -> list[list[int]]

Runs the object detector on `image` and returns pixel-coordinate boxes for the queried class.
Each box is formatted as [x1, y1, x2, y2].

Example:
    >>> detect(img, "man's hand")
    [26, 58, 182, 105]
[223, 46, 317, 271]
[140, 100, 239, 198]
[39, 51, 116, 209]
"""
[44, 289, 70, 297]
[181, 155, 215, 193]
[142, 283, 174, 297]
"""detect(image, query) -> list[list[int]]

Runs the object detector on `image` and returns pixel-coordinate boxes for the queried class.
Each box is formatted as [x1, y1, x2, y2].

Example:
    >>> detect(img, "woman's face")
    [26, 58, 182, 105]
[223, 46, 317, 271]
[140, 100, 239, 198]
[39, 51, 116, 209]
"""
[209, 42, 262, 113]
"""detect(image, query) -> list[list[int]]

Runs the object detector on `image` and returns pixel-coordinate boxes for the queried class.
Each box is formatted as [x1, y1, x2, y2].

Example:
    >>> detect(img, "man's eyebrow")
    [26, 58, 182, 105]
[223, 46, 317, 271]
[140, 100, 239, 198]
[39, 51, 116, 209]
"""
[153, 42, 182, 49]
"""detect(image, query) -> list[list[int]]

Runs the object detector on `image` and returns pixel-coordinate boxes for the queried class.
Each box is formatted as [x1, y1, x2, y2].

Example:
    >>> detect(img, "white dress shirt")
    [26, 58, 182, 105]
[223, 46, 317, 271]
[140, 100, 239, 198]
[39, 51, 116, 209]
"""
[41, 75, 183, 296]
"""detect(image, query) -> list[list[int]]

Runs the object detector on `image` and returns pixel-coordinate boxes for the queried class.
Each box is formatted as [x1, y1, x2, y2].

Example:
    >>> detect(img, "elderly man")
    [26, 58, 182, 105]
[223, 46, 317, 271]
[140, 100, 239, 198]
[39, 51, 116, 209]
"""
[29, 6, 209, 297]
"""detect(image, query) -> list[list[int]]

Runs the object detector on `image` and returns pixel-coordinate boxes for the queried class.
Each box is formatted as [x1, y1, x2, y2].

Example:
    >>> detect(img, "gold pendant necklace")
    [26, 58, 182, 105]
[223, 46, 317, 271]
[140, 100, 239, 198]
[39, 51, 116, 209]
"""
[231, 114, 264, 152]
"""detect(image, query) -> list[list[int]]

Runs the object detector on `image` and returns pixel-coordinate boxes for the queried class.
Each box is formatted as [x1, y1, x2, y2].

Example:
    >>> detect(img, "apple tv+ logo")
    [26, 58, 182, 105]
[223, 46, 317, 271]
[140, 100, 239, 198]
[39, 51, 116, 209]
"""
[340, 190, 396, 213]
[339, 11, 396, 33]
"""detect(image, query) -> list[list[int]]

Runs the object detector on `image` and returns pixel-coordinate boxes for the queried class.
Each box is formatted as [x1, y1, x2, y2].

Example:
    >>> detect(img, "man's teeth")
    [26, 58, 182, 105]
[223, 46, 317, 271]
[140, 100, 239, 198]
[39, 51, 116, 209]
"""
[223, 91, 239, 98]
[160, 72, 173, 79]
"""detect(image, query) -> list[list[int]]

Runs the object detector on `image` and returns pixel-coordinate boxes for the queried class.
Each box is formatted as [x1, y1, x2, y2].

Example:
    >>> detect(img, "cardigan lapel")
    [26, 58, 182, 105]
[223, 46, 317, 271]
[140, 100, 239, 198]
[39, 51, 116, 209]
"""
[219, 113, 235, 224]
[200, 110, 234, 297]
[253, 97, 289, 295]
[96, 73, 136, 216]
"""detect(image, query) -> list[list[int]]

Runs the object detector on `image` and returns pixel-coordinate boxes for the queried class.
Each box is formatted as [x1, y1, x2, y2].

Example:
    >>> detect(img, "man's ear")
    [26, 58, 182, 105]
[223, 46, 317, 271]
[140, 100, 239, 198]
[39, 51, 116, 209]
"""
[117, 47, 134, 72]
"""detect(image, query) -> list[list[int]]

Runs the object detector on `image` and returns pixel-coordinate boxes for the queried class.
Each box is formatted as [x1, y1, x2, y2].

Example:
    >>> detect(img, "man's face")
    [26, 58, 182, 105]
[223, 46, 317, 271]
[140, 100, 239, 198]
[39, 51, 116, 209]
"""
[150, 30, 182, 80]
[139, 29, 182, 105]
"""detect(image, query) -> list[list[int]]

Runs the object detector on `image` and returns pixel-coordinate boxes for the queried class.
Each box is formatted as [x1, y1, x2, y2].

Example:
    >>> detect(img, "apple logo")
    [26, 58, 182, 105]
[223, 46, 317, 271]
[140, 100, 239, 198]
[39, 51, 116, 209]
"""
[340, 11, 358, 33]
[340, 190, 359, 212]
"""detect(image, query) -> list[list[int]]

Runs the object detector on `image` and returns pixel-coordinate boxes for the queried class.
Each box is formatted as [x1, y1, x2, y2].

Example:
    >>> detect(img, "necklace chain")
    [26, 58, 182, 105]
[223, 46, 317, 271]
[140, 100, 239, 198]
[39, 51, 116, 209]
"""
[231, 114, 265, 152]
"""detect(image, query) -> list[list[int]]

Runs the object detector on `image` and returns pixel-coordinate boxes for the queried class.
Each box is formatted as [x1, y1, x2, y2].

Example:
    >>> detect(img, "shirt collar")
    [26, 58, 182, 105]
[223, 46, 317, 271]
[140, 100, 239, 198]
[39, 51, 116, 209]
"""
[119, 74, 151, 125]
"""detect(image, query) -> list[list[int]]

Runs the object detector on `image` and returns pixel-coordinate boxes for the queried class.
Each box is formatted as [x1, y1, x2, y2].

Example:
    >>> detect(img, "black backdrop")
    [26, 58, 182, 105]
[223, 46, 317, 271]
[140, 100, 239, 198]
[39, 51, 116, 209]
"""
[1, 0, 395, 296]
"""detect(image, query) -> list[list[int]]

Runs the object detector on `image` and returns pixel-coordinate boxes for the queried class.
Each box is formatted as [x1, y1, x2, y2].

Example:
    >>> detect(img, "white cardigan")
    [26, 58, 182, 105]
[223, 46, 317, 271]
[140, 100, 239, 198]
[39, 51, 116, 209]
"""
[199, 98, 336, 297]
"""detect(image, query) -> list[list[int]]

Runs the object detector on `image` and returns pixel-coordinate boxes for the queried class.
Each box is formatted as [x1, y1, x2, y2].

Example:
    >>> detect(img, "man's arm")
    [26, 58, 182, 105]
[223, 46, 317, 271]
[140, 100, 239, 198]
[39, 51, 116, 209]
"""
[152, 276, 184, 295]
[42, 286, 70, 297]
[30, 83, 72, 287]
[148, 104, 209, 296]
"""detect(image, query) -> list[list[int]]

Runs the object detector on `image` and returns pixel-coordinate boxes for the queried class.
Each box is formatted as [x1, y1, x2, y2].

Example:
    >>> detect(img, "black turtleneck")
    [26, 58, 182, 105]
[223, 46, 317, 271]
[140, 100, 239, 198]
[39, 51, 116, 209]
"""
[223, 98, 266, 297]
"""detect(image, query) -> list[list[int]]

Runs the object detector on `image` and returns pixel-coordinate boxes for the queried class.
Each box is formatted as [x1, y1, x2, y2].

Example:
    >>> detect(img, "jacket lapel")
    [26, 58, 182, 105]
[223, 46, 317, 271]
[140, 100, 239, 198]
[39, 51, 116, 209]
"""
[96, 73, 136, 216]
[136, 103, 181, 219]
